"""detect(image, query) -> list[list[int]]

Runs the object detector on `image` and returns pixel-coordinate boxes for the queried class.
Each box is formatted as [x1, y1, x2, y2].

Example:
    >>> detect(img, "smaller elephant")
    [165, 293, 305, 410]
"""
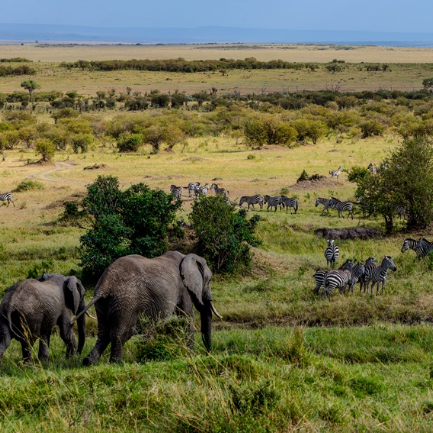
[0, 273, 86, 365]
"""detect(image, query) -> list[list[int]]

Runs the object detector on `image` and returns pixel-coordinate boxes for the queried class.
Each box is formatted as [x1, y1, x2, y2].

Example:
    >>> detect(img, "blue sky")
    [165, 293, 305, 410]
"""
[1, 0, 432, 34]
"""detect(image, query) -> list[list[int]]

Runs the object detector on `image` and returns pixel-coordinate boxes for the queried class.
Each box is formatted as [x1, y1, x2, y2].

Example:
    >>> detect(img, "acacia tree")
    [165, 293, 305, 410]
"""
[20, 80, 41, 102]
[355, 138, 433, 233]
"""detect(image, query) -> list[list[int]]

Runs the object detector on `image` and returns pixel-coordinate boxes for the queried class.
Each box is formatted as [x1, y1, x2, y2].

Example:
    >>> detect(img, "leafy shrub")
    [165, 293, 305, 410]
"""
[347, 166, 370, 183]
[79, 175, 182, 279]
[297, 170, 309, 182]
[13, 180, 44, 192]
[189, 195, 261, 273]
[26, 259, 54, 279]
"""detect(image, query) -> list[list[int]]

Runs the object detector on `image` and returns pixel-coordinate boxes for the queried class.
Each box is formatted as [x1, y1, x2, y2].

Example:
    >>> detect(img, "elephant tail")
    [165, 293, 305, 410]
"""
[4, 306, 27, 344]
[70, 295, 101, 325]
[210, 301, 223, 319]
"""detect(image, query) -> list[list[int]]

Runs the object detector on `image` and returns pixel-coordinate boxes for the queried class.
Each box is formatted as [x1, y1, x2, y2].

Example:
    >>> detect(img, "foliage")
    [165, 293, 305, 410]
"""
[189, 195, 261, 273]
[35, 138, 55, 162]
[355, 138, 433, 232]
[79, 175, 181, 279]
[116, 132, 143, 152]
[347, 166, 370, 183]
[297, 170, 309, 182]
[13, 180, 44, 192]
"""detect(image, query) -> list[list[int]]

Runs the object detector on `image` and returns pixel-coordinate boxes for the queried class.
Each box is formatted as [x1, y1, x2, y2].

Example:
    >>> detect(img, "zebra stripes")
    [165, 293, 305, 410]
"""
[0, 192, 14, 207]
[324, 239, 339, 268]
[329, 166, 343, 179]
[322, 259, 354, 300]
[329, 197, 354, 219]
[195, 183, 210, 197]
[210, 183, 228, 197]
[239, 195, 264, 210]
[280, 196, 299, 214]
[415, 237, 433, 259]
[187, 182, 200, 197]
[366, 256, 397, 296]
[170, 185, 183, 200]
[264, 195, 283, 212]
[315, 197, 332, 215]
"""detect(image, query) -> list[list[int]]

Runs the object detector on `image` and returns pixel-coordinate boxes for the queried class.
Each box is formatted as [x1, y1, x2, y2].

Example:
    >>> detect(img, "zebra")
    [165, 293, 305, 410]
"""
[187, 182, 200, 197]
[395, 205, 407, 220]
[315, 197, 332, 216]
[239, 195, 264, 210]
[367, 163, 377, 175]
[360, 257, 377, 293]
[170, 185, 183, 200]
[264, 195, 283, 212]
[322, 259, 354, 300]
[346, 261, 365, 294]
[324, 239, 339, 268]
[194, 183, 209, 198]
[313, 259, 353, 296]
[401, 238, 424, 259]
[0, 192, 14, 207]
[210, 183, 228, 197]
[414, 237, 433, 259]
[280, 196, 299, 214]
[329, 166, 343, 179]
[367, 256, 397, 296]
[329, 197, 354, 219]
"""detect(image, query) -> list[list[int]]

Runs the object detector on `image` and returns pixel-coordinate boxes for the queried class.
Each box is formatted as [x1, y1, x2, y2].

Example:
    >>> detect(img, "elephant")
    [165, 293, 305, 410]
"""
[0, 273, 86, 365]
[77, 251, 222, 365]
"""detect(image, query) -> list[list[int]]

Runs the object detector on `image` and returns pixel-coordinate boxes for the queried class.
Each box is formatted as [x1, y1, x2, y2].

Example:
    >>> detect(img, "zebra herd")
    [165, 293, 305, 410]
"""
[314, 242, 397, 299]
[170, 182, 228, 200]
[315, 197, 354, 219]
[239, 194, 299, 214]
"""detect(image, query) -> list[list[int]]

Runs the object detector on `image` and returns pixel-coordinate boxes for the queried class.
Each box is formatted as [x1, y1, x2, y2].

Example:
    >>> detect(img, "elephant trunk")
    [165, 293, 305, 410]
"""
[200, 303, 213, 353]
[76, 299, 86, 354]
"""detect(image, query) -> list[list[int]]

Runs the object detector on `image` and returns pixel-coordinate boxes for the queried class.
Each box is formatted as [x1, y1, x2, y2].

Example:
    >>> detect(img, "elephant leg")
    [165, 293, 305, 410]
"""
[38, 333, 51, 361]
[21, 339, 34, 363]
[59, 317, 77, 357]
[83, 322, 111, 366]
[0, 327, 12, 366]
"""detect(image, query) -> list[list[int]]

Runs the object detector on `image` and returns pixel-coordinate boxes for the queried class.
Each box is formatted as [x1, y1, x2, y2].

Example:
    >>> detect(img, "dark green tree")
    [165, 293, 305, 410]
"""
[189, 195, 261, 273]
[20, 79, 41, 102]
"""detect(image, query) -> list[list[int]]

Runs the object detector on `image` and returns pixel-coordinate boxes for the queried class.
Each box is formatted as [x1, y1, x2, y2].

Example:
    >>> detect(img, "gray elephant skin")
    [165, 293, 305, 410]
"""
[0, 273, 86, 364]
[79, 251, 222, 365]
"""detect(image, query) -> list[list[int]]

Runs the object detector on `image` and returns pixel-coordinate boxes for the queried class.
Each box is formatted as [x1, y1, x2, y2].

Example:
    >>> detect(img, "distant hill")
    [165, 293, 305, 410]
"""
[1, 23, 433, 46]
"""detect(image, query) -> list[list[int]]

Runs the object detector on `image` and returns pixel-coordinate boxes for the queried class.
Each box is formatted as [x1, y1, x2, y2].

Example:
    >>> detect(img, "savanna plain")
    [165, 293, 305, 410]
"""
[1, 43, 433, 432]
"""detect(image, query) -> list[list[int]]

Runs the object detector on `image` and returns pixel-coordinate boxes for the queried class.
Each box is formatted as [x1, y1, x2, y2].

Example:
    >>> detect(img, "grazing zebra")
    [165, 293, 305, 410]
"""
[329, 197, 354, 219]
[194, 183, 209, 198]
[324, 239, 339, 268]
[0, 192, 14, 207]
[280, 196, 299, 214]
[329, 166, 343, 179]
[187, 182, 200, 197]
[315, 197, 332, 215]
[401, 238, 423, 259]
[210, 183, 228, 197]
[395, 205, 407, 220]
[322, 259, 354, 300]
[239, 195, 264, 210]
[170, 185, 183, 200]
[264, 195, 283, 212]
[414, 237, 433, 259]
[367, 256, 397, 296]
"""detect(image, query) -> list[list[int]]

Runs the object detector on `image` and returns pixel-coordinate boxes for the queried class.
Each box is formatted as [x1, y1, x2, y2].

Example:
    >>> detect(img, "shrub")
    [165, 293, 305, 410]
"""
[347, 166, 370, 183]
[13, 180, 44, 192]
[35, 138, 55, 162]
[189, 195, 261, 273]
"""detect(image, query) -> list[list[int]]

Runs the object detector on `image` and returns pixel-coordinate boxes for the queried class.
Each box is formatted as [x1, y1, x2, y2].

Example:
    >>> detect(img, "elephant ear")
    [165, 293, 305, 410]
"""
[64, 276, 85, 314]
[180, 254, 212, 306]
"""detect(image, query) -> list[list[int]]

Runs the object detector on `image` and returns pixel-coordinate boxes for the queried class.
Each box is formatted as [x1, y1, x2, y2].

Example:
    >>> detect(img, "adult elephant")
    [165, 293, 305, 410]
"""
[78, 251, 222, 365]
[0, 273, 86, 364]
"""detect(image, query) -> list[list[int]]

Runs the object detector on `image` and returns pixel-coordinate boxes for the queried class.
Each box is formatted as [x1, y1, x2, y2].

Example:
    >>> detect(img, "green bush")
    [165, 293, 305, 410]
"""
[79, 175, 182, 279]
[189, 195, 261, 273]
[347, 166, 370, 183]
[13, 180, 44, 192]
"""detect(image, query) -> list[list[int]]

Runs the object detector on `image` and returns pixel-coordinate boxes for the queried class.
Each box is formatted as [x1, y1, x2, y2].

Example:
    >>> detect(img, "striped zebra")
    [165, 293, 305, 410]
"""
[395, 205, 407, 220]
[329, 197, 354, 219]
[324, 239, 339, 268]
[264, 195, 283, 212]
[414, 237, 433, 259]
[348, 257, 375, 293]
[280, 196, 299, 214]
[239, 195, 264, 210]
[366, 256, 397, 296]
[313, 259, 352, 296]
[187, 182, 200, 197]
[360, 257, 377, 293]
[401, 238, 423, 259]
[315, 197, 332, 215]
[170, 185, 183, 200]
[322, 259, 354, 300]
[210, 183, 228, 197]
[329, 166, 343, 179]
[194, 183, 209, 198]
[0, 192, 14, 207]
[367, 163, 377, 175]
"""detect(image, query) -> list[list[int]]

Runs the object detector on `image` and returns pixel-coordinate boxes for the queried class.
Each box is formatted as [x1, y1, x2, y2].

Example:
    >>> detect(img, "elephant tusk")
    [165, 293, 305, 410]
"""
[210, 301, 223, 319]
[86, 311, 96, 320]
